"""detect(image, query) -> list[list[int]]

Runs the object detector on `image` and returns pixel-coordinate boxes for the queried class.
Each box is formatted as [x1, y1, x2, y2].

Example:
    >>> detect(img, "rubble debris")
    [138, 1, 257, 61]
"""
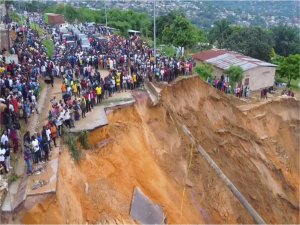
[31, 179, 48, 190]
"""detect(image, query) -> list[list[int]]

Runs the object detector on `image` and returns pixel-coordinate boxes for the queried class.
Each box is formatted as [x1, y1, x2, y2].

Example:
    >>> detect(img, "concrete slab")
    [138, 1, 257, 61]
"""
[1, 177, 26, 212]
[70, 91, 135, 133]
[26, 146, 59, 196]
[1, 190, 12, 212]
[12, 176, 28, 209]
[144, 80, 161, 106]
[70, 106, 108, 133]
[130, 187, 165, 224]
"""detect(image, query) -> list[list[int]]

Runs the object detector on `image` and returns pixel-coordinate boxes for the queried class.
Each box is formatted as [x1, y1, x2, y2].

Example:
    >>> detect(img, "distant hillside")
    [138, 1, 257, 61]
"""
[74, 0, 300, 30]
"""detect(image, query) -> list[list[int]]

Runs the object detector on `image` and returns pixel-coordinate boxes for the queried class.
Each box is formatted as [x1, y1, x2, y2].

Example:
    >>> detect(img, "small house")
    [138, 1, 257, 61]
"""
[193, 49, 277, 90]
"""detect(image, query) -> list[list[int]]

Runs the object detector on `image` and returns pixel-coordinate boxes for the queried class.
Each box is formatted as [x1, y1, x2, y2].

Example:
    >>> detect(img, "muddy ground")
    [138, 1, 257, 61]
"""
[21, 77, 300, 224]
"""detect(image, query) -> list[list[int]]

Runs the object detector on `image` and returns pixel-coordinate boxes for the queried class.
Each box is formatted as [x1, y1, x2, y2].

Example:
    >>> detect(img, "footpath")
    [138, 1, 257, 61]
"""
[1, 81, 59, 213]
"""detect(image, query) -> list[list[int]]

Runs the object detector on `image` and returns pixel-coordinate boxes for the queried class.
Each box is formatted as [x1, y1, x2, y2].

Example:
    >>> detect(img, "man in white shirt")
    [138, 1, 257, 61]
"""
[55, 112, 64, 136]
[1, 131, 8, 145]
[45, 127, 52, 150]
[30, 93, 38, 114]
[63, 108, 71, 128]
[31, 136, 42, 164]
[0, 144, 6, 172]
[41, 64, 46, 77]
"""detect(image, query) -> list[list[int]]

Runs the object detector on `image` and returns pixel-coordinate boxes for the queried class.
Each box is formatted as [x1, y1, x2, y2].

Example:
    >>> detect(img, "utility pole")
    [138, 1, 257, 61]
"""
[4, 0, 10, 50]
[105, 1, 107, 27]
[153, 0, 156, 65]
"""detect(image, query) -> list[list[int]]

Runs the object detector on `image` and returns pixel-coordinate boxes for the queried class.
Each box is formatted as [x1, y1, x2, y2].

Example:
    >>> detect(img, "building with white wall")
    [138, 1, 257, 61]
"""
[193, 49, 277, 90]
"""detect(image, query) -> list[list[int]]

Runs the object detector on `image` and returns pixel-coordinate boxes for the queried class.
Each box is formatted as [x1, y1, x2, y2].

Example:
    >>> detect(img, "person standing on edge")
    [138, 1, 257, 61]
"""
[50, 122, 57, 147]
[4, 141, 12, 173]
[24, 142, 32, 176]
[95, 85, 102, 104]
[81, 98, 86, 118]
[31, 135, 42, 164]
[50, 73, 54, 88]
[0, 144, 6, 174]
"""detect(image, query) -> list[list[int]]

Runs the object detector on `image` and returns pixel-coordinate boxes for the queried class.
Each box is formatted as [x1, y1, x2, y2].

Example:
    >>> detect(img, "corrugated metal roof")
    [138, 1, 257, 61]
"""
[194, 49, 277, 71]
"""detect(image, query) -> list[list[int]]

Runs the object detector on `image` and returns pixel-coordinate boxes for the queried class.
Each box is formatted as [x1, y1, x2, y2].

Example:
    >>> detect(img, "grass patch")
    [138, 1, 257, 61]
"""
[41, 39, 54, 59]
[62, 126, 81, 163]
[78, 131, 91, 150]
[7, 171, 20, 183]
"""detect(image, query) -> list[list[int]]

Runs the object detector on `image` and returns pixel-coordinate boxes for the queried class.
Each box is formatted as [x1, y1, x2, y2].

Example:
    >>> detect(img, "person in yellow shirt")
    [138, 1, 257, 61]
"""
[72, 82, 78, 97]
[95, 85, 102, 104]
[132, 73, 137, 89]
[116, 76, 121, 93]
[116, 70, 121, 78]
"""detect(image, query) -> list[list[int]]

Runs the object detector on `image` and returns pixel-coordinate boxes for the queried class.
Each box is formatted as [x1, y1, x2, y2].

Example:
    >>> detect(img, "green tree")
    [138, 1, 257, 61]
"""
[77, 7, 94, 22]
[271, 25, 300, 57]
[107, 9, 150, 37]
[153, 10, 185, 42]
[224, 26, 274, 61]
[15, 1, 53, 13]
[195, 63, 214, 81]
[270, 47, 276, 60]
[45, 4, 105, 24]
[161, 15, 201, 48]
[273, 54, 300, 87]
[196, 29, 208, 43]
[225, 65, 244, 86]
[208, 19, 232, 48]
[64, 4, 77, 23]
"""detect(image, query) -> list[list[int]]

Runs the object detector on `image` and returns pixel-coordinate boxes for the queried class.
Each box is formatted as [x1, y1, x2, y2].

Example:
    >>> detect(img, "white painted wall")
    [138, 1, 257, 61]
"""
[244, 66, 276, 90]
[195, 60, 276, 91]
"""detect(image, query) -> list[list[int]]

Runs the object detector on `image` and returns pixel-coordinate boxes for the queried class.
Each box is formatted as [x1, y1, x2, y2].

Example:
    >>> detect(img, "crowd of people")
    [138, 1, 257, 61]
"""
[39, 19, 197, 127]
[0, 14, 295, 175]
[207, 75, 250, 98]
[0, 16, 195, 175]
[0, 20, 52, 174]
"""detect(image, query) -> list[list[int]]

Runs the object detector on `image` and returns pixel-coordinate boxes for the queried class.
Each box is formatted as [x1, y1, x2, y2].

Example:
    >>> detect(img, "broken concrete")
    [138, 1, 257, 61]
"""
[130, 187, 165, 224]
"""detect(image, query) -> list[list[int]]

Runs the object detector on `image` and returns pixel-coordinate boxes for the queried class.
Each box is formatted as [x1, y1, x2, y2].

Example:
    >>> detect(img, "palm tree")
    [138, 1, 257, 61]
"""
[271, 24, 300, 57]
[208, 19, 232, 49]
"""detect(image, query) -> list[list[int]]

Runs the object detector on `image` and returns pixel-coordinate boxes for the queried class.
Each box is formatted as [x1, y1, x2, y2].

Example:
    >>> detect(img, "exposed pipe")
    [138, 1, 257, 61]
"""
[181, 124, 266, 224]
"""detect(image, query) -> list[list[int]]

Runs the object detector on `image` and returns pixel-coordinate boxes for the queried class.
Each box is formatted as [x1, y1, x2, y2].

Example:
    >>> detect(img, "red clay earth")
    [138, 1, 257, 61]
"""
[22, 77, 299, 224]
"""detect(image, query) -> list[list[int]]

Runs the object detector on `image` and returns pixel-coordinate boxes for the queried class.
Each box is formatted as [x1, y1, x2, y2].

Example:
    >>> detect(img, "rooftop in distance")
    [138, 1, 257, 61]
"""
[193, 49, 277, 71]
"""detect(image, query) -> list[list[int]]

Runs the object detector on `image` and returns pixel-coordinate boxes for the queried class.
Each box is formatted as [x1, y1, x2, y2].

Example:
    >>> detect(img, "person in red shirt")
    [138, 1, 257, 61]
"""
[90, 90, 96, 109]
[84, 92, 91, 112]
[10, 96, 19, 115]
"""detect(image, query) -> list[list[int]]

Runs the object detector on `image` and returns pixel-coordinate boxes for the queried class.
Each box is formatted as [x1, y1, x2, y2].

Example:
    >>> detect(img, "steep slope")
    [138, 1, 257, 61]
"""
[22, 77, 300, 224]
[158, 77, 300, 223]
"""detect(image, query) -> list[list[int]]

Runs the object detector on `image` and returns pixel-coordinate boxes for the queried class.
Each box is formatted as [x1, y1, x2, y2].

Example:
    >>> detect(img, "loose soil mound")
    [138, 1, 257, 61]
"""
[22, 77, 299, 224]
